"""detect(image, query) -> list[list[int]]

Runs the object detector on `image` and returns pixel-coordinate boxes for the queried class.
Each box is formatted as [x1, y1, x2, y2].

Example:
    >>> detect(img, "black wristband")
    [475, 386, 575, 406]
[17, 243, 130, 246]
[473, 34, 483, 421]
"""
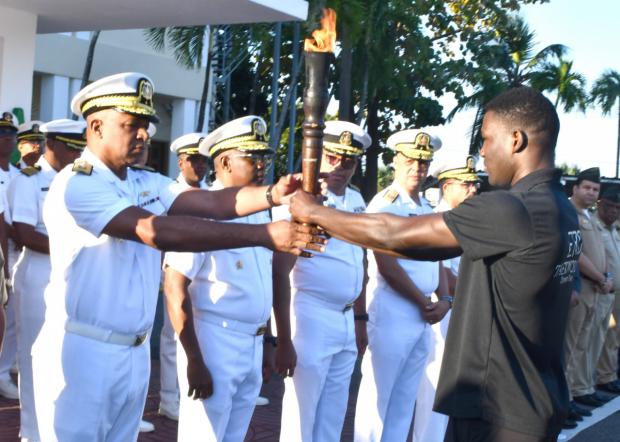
[354, 314, 369, 322]
[263, 335, 278, 347]
[266, 184, 276, 207]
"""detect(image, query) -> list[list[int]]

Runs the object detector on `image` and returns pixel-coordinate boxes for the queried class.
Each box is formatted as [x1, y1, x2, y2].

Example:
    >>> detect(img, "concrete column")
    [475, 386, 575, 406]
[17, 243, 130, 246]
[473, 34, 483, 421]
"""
[39, 74, 70, 121]
[168, 98, 197, 178]
[0, 6, 37, 121]
[69, 78, 83, 119]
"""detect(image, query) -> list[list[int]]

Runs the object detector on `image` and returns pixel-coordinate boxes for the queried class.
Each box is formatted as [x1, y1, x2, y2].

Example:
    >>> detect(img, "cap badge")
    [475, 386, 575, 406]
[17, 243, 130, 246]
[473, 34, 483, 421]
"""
[252, 119, 267, 137]
[415, 132, 431, 149]
[466, 156, 475, 171]
[138, 78, 154, 107]
[339, 131, 353, 146]
[1, 112, 13, 123]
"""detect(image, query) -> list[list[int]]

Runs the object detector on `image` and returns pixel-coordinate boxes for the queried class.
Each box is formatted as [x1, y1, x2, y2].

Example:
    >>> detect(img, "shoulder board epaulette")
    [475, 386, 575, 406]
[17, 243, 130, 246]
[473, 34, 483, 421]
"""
[130, 164, 156, 173]
[72, 159, 93, 175]
[348, 183, 361, 193]
[383, 189, 399, 203]
[20, 165, 41, 177]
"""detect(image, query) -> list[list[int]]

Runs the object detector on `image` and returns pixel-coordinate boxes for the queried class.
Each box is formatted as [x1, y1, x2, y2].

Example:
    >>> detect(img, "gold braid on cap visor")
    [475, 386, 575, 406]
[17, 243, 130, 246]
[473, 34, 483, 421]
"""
[208, 134, 270, 157]
[438, 167, 479, 182]
[17, 133, 45, 142]
[323, 141, 363, 156]
[52, 135, 86, 151]
[177, 145, 201, 155]
[80, 94, 157, 118]
[395, 143, 434, 161]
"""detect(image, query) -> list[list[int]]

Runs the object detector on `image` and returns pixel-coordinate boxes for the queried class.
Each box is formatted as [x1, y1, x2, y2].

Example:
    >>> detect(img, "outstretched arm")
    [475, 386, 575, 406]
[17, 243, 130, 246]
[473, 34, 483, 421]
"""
[290, 191, 461, 260]
[169, 174, 303, 220]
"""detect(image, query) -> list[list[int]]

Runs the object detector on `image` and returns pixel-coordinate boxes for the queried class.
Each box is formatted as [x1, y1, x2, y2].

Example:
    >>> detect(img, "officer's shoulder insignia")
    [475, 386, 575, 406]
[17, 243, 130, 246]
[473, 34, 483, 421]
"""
[20, 165, 41, 177]
[384, 189, 399, 203]
[347, 183, 361, 193]
[72, 159, 93, 175]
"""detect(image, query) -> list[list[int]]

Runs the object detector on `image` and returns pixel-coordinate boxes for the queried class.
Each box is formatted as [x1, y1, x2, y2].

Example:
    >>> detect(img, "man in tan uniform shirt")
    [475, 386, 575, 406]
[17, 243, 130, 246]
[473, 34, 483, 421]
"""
[595, 188, 620, 393]
[566, 167, 614, 407]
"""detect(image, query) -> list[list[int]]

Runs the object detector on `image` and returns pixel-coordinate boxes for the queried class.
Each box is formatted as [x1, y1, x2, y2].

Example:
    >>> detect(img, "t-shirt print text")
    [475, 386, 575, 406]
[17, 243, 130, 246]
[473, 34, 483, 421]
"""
[553, 229, 582, 284]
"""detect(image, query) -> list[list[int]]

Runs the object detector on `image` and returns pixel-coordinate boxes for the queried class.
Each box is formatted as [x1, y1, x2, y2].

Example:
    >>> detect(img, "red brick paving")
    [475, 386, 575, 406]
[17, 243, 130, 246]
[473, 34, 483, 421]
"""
[0, 360, 359, 441]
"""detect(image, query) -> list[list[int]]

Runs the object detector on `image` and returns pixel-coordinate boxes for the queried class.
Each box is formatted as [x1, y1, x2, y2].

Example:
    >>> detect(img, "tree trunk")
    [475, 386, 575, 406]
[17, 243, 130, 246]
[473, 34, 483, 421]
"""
[616, 99, 620, 178]
[197, 27, 216, 132]
[74, 30, 100, 120]
[362, 97, 380, 201]
[355, 48, 370, 125]
[338, 24, 354, 122]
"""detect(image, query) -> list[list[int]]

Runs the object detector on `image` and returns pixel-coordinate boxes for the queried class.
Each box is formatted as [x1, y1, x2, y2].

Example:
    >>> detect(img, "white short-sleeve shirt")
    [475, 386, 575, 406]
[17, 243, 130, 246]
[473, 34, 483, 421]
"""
[164, 180, 273, 324]
[273, 187, 366, 306]
[43, 148, 181, 334]
[366, 182, 439, 299]
[436, 199, 460, 277]
[8, 156, 57, 236]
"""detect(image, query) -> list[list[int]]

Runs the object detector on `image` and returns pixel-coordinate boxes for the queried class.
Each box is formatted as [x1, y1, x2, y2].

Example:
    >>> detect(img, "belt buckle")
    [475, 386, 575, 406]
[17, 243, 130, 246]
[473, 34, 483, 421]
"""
[256, 326, 267, 336]
[342, 302, 354, 312]
[134, 333, 147, 346]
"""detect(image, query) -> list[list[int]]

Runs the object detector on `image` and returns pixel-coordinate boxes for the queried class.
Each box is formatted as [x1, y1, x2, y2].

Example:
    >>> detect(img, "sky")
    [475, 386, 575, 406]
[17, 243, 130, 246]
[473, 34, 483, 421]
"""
[430, 0, 620, 177]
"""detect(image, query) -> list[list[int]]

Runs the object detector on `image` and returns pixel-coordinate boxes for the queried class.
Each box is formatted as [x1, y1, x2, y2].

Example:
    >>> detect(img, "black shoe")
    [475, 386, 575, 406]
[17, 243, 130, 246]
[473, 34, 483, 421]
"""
[562, 418, 578, 429]
[574, 394, 605, 407]
[567, 407, 583, 422]
[592, 391, 614, 402]
[571, 401, 592, 417]
[597, 381, 620, 394]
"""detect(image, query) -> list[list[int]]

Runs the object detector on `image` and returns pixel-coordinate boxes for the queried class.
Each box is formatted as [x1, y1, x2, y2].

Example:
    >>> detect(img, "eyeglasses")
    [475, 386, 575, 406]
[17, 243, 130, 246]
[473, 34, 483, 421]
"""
[445, 180, 480, 190]
[230, 152, 274, 170]
[324, 153, 358, 170]
[397, 154, 431, 169]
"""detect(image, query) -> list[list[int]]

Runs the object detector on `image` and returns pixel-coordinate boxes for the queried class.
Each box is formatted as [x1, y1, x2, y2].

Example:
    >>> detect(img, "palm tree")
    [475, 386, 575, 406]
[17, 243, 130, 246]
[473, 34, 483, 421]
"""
[530, 59, 587, 112]
[591, 70, 620, 177]
[144, 26, 213, 131]
[449, 16, 568, 154]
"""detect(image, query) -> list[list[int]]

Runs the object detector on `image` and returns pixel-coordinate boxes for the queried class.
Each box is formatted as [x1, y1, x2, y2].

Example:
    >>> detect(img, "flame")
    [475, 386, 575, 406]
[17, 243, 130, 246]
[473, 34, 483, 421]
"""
[304, 8, 337, 53]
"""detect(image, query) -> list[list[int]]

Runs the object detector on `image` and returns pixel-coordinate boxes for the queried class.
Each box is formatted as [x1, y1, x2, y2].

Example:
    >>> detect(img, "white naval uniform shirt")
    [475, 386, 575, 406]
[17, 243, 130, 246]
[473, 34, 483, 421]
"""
[172, 173, 210, 192]
[436, 200, 460, 277]
[164, 180, 273, 325]
[273, 187, 366, 306]
[0, 163, 21, 271]
[366, 183, 439, 312]
[7, 156, 56, 236]
[42, 148, 181, 335]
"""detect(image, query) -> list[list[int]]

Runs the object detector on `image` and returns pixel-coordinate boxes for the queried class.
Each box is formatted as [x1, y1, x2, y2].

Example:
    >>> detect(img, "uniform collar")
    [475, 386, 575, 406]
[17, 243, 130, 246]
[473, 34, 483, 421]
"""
[210, 179, 224, 191]
[510, 168, 561, 193]
[435, 199, 452, 212]
[36, 155, 54, 173]
[81, 147, 123, 184]
[390, 181, 426, 207]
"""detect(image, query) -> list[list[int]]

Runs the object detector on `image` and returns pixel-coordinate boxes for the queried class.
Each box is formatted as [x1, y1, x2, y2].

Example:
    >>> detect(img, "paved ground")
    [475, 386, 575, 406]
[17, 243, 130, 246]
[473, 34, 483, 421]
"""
[1, 359, 619, 441]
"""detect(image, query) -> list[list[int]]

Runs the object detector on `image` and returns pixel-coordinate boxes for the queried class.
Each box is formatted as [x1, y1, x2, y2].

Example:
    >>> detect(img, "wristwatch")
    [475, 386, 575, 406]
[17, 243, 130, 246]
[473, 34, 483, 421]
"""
[439, 295, 454, 308]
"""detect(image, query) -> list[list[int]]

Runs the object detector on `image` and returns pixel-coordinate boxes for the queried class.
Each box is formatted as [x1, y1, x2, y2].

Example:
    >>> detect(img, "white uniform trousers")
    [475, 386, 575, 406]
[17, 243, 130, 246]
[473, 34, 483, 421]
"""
[354, 303, 431, 442]
[159, 304, 180, 410]
[280, 294, 358, 442]
[177, 316, 263, 442]
[413, 309, 451, 442]
[0, 285, 18, 380]
[32, 327, 150, 442]
[14, 249, 50, 441]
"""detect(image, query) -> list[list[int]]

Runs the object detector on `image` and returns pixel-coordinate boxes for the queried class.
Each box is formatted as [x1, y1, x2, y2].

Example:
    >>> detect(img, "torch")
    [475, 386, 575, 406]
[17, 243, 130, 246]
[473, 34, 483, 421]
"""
[301, 8, 337, 194]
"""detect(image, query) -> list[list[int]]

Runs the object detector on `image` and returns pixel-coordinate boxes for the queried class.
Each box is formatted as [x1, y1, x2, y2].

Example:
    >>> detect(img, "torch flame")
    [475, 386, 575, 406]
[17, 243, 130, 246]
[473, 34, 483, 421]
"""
[304, 8, 337, 53]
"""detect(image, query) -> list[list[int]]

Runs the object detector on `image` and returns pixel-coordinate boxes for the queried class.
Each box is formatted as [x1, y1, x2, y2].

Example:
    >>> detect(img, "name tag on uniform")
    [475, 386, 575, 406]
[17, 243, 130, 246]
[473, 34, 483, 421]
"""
[353, 206, 365, 213]
[41, 187, 49, 191]
[408, 213, 417, 217]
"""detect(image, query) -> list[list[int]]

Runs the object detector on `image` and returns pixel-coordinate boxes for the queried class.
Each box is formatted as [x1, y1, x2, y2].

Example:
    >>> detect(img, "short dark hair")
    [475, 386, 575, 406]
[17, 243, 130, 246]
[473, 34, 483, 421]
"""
[485, 86, 560, 152]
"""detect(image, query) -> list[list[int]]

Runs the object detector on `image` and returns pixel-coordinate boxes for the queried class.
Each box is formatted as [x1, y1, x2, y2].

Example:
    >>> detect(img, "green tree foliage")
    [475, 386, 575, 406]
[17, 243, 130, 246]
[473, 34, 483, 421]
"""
[591, 70, 620, 177]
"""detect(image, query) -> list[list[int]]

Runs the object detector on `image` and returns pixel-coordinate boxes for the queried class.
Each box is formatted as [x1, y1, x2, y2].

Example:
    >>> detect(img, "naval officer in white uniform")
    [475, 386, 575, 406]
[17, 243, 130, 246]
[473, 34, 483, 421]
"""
[164, 116, 276, 441]
[157, 132, 210, 423]
[274, 121, 370, 442]
[30, 72, 323, 442]
[413, 155, 479, 442]
[353, 129, 450, 442]
[9, 119, 85, 442]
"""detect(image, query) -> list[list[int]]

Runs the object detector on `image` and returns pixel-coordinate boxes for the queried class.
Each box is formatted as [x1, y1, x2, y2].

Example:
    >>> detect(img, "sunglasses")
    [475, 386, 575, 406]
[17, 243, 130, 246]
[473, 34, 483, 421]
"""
[324, 152, 358, 169]
[229, 152, 274, 170]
